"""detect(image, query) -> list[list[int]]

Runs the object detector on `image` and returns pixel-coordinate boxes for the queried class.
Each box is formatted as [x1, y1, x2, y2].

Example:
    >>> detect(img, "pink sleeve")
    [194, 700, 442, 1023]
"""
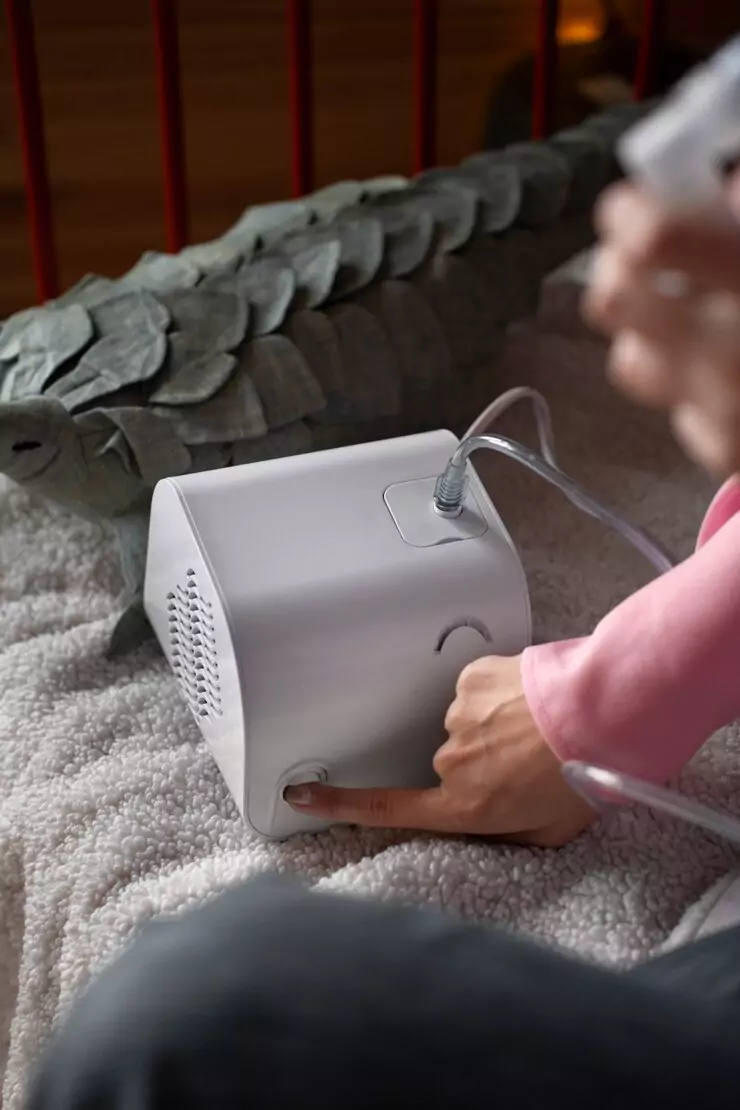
[521, 479, 740, 783]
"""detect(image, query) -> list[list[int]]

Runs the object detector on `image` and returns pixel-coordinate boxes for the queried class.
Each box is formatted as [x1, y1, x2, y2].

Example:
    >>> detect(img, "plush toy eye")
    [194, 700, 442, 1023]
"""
[11, 441, 42, 453]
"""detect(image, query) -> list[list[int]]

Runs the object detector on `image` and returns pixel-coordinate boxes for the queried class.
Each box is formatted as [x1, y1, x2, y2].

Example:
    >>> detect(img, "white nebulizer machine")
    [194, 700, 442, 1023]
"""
[144, 36, 740, 842]
[143, 386, 672, 839]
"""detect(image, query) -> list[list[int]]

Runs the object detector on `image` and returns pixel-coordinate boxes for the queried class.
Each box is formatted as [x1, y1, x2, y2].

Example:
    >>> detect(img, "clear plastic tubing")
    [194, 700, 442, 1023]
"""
[433, 430, 675, 575]
[563, 761, 740, 848]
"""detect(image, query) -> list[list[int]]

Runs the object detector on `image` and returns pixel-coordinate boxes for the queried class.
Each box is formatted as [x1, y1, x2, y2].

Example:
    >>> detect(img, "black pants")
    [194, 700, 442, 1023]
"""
[27, 873, 740, 1109]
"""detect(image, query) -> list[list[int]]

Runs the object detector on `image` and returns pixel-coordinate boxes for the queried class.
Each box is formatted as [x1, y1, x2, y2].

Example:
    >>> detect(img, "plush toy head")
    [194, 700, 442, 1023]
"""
[0, 396, 148, 518]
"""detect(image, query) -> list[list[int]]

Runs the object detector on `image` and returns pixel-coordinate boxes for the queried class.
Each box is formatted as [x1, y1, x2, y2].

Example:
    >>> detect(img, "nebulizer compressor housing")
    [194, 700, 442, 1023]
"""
[143, 387, 673, 839]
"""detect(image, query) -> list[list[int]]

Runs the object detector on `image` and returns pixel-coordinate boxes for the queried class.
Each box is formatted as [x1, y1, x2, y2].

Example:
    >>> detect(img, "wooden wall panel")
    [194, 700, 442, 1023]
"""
[0, 1, 737, 316]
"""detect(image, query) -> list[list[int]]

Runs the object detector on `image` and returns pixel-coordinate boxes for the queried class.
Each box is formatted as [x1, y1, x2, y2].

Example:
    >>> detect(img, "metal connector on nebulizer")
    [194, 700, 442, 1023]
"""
[432, 388, 673, 576]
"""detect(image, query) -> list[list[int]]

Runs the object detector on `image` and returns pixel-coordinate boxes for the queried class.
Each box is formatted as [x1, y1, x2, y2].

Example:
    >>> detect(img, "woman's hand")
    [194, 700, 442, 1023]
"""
[284, 654, 595, 847]
[584, 172, 740, 477]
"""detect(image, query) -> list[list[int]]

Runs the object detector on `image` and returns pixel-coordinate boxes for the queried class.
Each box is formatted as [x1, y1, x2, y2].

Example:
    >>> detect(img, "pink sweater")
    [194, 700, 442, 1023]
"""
[521, 477, 740, 782]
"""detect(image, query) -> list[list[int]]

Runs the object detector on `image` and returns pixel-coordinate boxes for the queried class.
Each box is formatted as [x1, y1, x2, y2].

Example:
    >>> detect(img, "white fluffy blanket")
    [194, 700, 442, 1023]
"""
[2, 287, 739, 1107]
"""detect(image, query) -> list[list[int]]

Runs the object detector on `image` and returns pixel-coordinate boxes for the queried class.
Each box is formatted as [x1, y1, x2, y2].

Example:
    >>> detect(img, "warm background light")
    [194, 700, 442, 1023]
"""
[558, 17, 604, 46]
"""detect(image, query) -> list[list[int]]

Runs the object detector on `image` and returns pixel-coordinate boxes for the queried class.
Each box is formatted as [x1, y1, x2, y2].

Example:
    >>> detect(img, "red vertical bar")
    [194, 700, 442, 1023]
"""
[4, 0, 58, 302]
[634, 0, 665, 101]
[532, 0, 559, 139]
[412, 0, 437, 173]
[286, 0, 314, 197]
[151, 0, 188, 251]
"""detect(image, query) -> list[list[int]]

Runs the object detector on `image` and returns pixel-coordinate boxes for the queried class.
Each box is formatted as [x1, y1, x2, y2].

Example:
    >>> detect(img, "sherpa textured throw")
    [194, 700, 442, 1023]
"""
[1, 268, 738, 1107]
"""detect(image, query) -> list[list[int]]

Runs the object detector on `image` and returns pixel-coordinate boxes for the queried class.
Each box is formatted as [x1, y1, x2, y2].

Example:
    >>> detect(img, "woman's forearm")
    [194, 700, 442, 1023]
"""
[521, 501, 740, 783]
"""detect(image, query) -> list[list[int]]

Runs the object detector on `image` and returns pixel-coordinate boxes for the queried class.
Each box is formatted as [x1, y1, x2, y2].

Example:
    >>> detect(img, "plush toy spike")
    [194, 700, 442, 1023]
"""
[0, 103, 649, 656]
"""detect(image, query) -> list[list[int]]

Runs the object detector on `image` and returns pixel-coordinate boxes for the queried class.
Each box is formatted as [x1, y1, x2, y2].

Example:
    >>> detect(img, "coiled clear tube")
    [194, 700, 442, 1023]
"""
[434, 389, 675, 576]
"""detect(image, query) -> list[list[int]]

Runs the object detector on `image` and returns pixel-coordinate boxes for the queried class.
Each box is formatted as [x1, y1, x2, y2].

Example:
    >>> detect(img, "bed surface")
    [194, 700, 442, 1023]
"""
[1, 273, 738, 1106]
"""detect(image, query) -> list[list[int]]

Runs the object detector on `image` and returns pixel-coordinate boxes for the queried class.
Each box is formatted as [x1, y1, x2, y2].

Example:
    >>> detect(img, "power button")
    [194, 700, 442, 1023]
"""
[278, 764, 328, 795]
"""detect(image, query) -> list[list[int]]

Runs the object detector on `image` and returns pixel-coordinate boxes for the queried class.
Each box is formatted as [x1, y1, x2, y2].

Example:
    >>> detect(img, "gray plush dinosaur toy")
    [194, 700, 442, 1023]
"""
[0, 101, 650, 656]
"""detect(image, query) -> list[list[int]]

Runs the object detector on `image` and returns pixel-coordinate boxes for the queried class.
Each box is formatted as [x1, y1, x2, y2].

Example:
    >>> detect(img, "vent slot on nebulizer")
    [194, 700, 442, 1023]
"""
[167, 569, 222, 722]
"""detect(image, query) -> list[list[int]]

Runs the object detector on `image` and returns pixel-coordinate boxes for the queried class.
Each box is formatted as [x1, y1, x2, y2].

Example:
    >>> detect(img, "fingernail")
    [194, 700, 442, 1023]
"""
[284, 785, 315, 807]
